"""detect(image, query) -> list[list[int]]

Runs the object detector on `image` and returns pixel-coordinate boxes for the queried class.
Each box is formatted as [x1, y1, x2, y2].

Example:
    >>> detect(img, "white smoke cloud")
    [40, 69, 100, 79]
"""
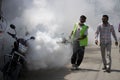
[26, 31, 72, 70]
[2, 0, 120, 70]
[97, 0, 115, 11]
[16, 0, 73, 69]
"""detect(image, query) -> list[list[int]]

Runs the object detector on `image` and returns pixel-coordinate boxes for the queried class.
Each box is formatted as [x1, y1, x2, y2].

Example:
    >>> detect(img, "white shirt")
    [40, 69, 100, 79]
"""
[74, 25, 88, 41]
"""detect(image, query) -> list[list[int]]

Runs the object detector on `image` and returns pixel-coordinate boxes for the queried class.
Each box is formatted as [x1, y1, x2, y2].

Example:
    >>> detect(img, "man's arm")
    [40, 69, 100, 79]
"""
[95, 25, 100, 45]
[69, 23, 77, 39]
[95, 26, 100, 40]
[111, 25, 118, 46]
[77, 35, 87, 40]
[69, 31, 73, 39]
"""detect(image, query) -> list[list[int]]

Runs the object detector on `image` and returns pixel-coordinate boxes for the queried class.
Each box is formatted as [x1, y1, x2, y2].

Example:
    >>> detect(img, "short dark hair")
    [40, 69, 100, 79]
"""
[102, 15, 109, 19]
[80, 15, 86, 19]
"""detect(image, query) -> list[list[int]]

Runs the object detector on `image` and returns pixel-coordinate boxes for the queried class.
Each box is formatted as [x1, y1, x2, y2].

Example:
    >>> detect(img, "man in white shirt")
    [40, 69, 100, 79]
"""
[95, 15, 118, 73]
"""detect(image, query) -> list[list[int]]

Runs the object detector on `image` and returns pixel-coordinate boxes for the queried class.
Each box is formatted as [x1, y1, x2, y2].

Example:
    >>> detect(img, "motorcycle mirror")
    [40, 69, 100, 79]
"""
[10, 24, 16, 29]
[30, 36, 35, 40]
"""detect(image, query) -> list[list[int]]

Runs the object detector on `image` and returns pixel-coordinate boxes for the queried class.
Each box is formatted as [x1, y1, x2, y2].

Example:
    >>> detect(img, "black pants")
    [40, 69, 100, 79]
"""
[71, 41, 85, 66]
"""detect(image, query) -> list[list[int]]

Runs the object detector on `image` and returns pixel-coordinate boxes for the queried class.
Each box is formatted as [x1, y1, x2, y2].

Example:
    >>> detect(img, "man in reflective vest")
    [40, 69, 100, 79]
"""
[69, 15, 88, 70]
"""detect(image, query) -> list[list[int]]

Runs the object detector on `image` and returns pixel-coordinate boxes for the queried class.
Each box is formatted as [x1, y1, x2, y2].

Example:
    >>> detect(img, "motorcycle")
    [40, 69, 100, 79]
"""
[1, 24, 35, 80]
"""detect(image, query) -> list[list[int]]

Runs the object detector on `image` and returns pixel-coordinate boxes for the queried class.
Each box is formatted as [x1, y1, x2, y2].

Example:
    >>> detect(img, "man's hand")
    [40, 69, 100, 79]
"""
[95, 40, 98, 45]
[115, 41, 118, 46]
[77, 35, 87, 40]
[69, 31, 73, 39]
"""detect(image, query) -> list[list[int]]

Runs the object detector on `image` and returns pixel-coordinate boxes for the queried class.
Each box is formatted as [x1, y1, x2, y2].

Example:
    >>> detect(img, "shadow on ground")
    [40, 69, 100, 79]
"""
[19, 68, 71, 80]
[111, 69, 120, 73]
[70, 68, 100, 73]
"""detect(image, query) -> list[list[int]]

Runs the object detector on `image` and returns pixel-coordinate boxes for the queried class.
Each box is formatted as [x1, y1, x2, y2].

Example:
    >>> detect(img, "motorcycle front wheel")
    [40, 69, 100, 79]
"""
[3, 63, 22, 80]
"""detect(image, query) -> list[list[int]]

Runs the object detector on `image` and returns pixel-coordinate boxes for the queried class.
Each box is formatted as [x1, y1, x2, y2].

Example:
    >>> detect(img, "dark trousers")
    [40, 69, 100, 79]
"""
[71, 41, 85, 66]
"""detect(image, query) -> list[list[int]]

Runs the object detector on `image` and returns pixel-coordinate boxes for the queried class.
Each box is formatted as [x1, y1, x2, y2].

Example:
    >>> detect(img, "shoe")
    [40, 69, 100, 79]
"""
[75, 66, 79, 70]
[75, 65, 79, 69]
[71, 64, 76, 70]
[74, 65, 80, 70]
[106, 67, 111, 73]
[106, 69, 111, 73]
[71, 64, 79, 70]
[103, 64, 111, 73]
[102, 66, 107, 70]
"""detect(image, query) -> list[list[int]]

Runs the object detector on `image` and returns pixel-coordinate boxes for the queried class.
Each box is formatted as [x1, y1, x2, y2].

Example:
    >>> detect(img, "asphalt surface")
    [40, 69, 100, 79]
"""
[0, 45, 120, 80]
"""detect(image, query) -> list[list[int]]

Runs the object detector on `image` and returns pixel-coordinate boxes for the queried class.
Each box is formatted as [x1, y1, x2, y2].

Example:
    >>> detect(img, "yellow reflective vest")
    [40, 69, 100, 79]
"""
[71, 23, 88, 46]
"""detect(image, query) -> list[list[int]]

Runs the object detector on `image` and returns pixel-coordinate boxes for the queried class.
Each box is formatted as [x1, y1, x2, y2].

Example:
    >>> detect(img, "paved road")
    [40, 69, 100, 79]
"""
[1, 45, 120, 80]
